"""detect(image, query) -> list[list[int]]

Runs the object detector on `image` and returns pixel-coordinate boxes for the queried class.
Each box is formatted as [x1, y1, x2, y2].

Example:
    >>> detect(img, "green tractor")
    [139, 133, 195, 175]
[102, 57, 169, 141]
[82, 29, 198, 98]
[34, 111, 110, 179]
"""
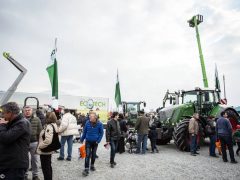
[122, 101, 146, 127]
[156, 88, 239, 150]
[155, 15, 240, 150]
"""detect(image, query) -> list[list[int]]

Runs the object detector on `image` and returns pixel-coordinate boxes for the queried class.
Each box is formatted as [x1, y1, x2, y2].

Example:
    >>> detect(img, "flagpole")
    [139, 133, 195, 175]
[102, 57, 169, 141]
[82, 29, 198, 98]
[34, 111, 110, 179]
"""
[117, 69, 119, 112]
[54, 38, 57, 59]
[223, 74, 226, 99]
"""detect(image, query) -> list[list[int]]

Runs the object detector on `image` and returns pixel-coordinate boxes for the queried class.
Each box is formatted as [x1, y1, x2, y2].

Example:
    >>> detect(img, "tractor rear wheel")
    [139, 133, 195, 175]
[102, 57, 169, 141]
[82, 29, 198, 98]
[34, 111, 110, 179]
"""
[173, 119, 190, 151]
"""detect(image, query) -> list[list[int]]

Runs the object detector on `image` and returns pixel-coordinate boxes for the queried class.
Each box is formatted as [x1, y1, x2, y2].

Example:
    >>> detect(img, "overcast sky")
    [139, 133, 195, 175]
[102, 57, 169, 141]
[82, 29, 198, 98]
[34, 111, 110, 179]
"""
[0, 0, 240, 110]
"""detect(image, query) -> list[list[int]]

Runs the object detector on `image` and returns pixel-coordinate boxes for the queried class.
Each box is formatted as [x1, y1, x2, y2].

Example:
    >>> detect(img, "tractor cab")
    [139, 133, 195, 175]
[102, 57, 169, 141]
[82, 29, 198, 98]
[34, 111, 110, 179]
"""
[122, 101, 146, 127]
[182, 88, 219, 117]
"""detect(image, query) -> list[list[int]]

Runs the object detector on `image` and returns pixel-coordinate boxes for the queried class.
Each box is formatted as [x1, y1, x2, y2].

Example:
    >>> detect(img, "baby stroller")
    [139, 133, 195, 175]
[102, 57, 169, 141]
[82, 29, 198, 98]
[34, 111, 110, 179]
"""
[125, 130, 138, 154]
[73, 126, 82, 143]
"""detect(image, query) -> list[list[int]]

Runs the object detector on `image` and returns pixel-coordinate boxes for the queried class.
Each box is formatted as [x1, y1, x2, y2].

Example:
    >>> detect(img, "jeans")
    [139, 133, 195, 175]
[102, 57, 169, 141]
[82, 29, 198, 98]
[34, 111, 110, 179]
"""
[40, 155, 52, 180]
[190, 134, 197, 154]
[209, 135, 217, 156]
[236, 142, 240, 155]
[110, 140, 118, 164]
[219, 135, 235, 162]
[136, 134, 148, 154]
[150, 139, 157, 152]
[0, 168, 27, 180]
[26, 142, 39, 177]
[85, 141, 98, 170]
[60, 135, 73, 159]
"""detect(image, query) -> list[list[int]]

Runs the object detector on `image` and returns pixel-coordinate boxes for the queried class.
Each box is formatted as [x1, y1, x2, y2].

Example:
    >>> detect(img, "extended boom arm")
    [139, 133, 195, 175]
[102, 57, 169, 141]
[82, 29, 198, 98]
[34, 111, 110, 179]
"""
[0, 52, 27, 105]
[188, 15, 209, 88]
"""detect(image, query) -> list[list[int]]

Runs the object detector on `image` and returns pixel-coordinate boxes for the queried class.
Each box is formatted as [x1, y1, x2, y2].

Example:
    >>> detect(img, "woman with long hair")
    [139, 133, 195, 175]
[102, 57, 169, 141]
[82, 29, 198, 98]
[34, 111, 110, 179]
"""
[36, 112, 59, 180]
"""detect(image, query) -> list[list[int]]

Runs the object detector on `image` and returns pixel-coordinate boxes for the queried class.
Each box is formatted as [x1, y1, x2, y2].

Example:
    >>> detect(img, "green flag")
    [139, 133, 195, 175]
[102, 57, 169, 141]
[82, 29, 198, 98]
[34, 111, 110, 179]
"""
[115, 71, 121, 107]
[47, 39, 58, 109]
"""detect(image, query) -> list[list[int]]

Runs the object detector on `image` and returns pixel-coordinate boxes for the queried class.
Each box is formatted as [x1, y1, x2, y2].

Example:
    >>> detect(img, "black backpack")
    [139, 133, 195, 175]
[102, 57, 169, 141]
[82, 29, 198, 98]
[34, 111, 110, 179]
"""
[41, 124, 61, 152]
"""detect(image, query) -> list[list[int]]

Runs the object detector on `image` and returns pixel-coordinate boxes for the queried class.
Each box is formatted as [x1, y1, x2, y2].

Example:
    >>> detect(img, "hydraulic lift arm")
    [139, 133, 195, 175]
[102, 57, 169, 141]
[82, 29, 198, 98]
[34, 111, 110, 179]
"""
[0, 52, 27, 106]
[188, 15, 209, 88]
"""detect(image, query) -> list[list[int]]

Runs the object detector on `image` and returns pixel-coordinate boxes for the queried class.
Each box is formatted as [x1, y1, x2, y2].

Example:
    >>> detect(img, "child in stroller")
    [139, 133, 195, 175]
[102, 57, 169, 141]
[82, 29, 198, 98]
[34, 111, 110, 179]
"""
[73, 125, 82, 143]
[125, 130, 138, 153]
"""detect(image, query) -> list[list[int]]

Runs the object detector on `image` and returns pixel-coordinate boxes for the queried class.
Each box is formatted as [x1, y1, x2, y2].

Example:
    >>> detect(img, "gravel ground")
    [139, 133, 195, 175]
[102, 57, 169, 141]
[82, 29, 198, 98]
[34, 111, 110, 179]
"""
[32, 137, 240, 180]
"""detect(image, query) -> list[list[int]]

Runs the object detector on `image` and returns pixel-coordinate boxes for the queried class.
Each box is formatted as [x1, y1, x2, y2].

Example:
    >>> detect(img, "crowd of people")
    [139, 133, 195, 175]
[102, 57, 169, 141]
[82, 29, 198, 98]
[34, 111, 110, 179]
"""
[0, 101, 239, 180]
[189, 111, 240, 164]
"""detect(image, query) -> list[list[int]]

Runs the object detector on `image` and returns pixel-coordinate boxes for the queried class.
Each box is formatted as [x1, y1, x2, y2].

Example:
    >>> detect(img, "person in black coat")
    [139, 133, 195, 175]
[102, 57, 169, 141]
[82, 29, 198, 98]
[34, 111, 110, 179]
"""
[36, 109, 46, 127]
[0, 102, 31, 179]
[206, 116, 218, 157]
[106, 112, 121, 168]
[117, 114, 128, 154]
[148, 124, 159, 153]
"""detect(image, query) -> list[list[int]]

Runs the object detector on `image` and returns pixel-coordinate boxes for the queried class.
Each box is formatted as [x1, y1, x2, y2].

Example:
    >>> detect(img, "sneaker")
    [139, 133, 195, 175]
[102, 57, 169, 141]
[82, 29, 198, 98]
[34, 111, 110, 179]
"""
[113, 162, 117, 166]
[32, 176, 40, 180]
[191, 153, 196, 156]
[231, 160, 238, 164]
[57, 157, 64, 161]
[210, 155, 219, 158]
[95, 154, 99, 158]
[223, 159, 228, 163]
[110, 164, 115, 168]
[82, 170, 89, 177]
[194, 152, 200, 155]
[90, 166, 96, 171]
[66, 158, 71, 161]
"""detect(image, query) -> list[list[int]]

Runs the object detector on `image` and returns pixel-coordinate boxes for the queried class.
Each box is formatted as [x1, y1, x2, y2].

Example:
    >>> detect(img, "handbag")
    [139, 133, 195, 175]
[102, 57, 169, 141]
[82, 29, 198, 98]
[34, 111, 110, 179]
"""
[79, 144, 86, 158]
[41, 124, 61, 152]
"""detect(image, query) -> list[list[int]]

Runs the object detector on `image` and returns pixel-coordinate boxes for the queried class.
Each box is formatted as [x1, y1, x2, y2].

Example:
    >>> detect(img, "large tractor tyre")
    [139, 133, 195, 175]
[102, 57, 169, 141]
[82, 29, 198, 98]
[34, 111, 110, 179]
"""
[173, 119, 190, 151]
[156, 138, 171, 145]
[225, 108, 239, 131]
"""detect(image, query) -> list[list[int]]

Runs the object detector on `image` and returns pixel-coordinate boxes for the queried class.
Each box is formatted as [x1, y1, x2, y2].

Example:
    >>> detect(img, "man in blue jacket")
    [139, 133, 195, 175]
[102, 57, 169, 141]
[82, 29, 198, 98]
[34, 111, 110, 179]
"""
[216, 111, 237, 163]
[80, 111, 103, 176]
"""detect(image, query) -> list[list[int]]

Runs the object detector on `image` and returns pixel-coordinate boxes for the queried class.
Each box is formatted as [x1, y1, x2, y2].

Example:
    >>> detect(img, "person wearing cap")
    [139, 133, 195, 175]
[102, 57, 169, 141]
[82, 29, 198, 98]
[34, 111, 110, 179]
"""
[216, 111, 237, 163]
[135, 110, 150, 154]
[233, 125, 240, 156]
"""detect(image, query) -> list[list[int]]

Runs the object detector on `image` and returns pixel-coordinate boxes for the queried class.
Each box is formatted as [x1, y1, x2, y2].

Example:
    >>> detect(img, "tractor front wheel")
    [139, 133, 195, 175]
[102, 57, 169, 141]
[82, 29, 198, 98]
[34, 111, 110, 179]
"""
[173, 119, 190, 151]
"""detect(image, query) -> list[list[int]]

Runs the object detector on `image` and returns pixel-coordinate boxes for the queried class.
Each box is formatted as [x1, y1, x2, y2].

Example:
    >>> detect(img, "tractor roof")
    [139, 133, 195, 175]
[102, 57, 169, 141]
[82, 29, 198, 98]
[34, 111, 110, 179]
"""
[182, 87, 217, 93]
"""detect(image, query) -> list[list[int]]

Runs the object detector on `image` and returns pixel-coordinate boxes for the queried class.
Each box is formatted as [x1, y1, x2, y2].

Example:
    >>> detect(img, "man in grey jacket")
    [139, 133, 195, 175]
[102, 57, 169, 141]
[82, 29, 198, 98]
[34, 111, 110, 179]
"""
[24, 106, 42, 180]
[135, 110, 150, 154]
